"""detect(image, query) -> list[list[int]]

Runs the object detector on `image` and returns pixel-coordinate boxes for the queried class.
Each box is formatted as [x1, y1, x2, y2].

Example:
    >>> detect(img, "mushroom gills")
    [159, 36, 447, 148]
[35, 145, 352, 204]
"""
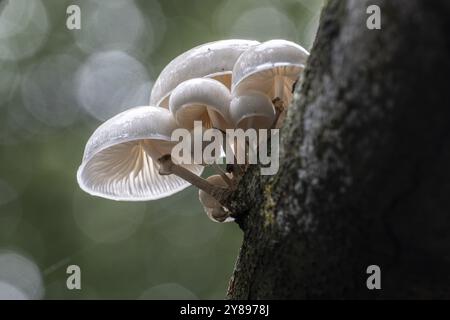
[233, 65, 304, 104]
[80, 139, 202, 201]
[176, 104, 214, 129]
[169, 78, 232, 131]
[77, 106, 204, 201]
[208, 72, 232, 89]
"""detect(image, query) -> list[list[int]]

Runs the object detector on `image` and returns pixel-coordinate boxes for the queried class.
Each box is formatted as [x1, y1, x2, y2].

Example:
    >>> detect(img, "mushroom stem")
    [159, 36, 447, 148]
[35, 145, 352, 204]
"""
[212, 163, 234, 188]
[274, 75, 285, 101]
[219, 129, 243, 176]
[158, 154, 226, 196]
[271, 98, 285, 129]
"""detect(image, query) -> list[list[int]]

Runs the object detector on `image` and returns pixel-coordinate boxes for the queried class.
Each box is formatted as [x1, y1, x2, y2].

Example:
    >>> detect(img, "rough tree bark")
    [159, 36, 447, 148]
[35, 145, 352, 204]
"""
[224, 0, 450, 299]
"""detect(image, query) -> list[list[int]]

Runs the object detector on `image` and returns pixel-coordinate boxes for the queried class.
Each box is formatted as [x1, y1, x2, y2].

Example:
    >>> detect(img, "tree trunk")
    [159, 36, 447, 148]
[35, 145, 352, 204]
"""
[225, 0, 450, 299]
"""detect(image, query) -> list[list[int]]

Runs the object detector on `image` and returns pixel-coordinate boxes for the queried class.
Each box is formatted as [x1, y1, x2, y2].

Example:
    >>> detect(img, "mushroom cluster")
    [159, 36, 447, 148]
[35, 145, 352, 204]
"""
[77, 39, 309, 222]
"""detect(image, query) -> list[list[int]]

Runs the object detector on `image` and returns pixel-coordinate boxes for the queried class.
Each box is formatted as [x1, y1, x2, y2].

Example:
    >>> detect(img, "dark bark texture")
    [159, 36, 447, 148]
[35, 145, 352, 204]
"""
[225, 0, 450, 299]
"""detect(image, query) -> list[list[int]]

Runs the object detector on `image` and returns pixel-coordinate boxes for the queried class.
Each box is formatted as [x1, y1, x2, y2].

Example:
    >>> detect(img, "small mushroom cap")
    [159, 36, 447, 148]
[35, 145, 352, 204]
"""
[232, 39, 309, 101]
[77, 106, 203, 201]
[150, 39, 260, 108]
[169, 78, 231, 131]
[198, 175, 229, 208]
[229, 91, 276, 130]
[205, 207, 233, 223]
[198, 174, 234, 223]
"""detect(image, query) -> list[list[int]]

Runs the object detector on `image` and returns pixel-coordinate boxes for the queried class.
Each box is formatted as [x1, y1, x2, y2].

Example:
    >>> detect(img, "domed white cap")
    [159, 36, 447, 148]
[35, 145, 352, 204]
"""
[169, 78, 231, 130]
[77, 106, 203, 201]
[150, 39, 260, 107]
[232, 39, 309, 101]
[229, 91, 275, 130]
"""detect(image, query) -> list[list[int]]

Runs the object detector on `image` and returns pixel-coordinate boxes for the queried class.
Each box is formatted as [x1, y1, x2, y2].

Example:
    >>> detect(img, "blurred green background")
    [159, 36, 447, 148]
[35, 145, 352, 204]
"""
[0, 0, 323, 299]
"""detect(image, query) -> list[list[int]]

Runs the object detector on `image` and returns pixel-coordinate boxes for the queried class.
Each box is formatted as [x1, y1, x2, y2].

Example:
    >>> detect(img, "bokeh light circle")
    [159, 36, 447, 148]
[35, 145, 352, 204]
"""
[76, 51, 152, 121]
[0, 250, 44, 300]
[0, 0, 49, 61]
[73, 0, 153, 56]
[227, 7, 297, 41]
[21, 54, 81, 127]
[0, 282, 28, 299]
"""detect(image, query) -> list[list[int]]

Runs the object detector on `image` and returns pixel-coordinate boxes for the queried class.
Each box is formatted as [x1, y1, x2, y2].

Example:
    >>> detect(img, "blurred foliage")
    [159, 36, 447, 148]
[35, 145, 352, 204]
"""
[0, 0, 324, 299]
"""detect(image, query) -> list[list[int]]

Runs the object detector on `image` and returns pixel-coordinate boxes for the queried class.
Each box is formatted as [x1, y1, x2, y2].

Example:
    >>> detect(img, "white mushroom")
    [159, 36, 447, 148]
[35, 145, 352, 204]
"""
[228, 91, 277, 165]
[150, 39, 260, 108]
[229, 91, 276, 130]
[169, 77, 243, 180]
[169, 78, 231, 130]
[199, 174, 234, 223]
[232, 39, 309, 127]
[77, 106, 204, 201]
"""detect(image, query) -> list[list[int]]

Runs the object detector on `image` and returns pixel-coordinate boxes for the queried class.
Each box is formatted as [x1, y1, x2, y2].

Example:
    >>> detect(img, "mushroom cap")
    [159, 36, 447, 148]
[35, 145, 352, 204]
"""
[172, 127, 223, 166]
[198, 175, 229, 208]
[232, 39, 309, 101]
[229, 91, 276, 130]
[150, 39, 260, 108]
[169, 78, 231, 130]
[198, 174, 234, 223]
[77, 106, 203, 201]
[205, 207, 232, 223]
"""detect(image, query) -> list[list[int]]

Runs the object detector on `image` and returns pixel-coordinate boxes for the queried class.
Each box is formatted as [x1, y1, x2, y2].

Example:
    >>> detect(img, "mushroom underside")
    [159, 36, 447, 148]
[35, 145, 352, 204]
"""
[78, 139, 203, 201]
[175, 104, 230, 131]
[235, 115, 274, 131]
[233, 65, 303, 100]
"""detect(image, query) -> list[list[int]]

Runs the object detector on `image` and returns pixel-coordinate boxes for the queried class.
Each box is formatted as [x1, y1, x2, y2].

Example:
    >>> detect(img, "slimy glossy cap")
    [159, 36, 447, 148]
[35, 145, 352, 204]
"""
[232, 40, 309, 102]
[150, 39, 260, 107]
[77, 106, 203, 201]
[169, 78, 231, 130]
